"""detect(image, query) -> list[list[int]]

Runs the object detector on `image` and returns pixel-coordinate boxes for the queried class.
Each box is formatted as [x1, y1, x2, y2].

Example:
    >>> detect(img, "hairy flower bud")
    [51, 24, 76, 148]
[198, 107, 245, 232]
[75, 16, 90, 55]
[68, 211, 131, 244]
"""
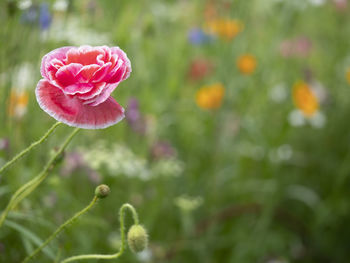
[127, 224, 148, 253]
[95, 184, 110, 198]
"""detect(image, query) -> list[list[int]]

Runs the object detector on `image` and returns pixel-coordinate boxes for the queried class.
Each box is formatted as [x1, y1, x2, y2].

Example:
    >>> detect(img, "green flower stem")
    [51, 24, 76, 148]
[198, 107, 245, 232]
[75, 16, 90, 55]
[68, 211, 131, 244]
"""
[22, 195, 99, 263]
[0, 122, 61, 174]
[60, 203, 139, 263]
[0, 128, 80, 228]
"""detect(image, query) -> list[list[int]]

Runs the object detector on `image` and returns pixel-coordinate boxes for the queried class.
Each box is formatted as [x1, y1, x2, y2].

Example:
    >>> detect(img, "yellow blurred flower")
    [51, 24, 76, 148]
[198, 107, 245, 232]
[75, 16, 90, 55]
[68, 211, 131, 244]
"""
[196, 83, 225, 110]
[205, 19, 243, 40]
[237, 54, 257, 75]
[8, 90, 29, 118]
[346, 68, 350, 85]
[292, 81, 319, 117]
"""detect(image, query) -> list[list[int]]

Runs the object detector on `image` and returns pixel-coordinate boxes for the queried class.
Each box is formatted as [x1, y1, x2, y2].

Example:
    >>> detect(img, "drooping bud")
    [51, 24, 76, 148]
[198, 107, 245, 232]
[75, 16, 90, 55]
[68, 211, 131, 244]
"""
[95, 184, 110, 199]
[127, 224, 148, 253]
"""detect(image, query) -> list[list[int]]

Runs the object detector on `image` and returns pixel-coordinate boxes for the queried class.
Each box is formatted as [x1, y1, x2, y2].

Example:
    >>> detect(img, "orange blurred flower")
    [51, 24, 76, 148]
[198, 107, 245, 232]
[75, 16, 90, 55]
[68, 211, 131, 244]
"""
[346, 68, 350, 85]
[237, 54, 257, 75]
[292, 81, 319, 117]
[196, 83, 225, 110]
[205, 19, 243, 40]
[8, 90, 29, 118]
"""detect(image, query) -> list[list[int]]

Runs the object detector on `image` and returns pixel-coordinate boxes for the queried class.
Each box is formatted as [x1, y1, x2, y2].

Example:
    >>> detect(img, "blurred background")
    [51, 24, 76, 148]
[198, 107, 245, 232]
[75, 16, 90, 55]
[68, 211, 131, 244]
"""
[1, 0, 350, 262]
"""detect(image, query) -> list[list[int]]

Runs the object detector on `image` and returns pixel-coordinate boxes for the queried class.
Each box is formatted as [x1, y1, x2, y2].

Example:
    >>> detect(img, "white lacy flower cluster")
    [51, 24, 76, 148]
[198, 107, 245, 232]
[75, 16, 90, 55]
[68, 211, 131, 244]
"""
[79, 141, 184, 180]
[47, 17, 111, 45]
[174, 195, 203, 212]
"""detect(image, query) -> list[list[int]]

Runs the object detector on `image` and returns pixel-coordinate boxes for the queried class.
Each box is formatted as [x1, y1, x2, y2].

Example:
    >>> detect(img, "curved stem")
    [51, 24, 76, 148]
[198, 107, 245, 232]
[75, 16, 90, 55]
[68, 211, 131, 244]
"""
[60, 203, 139, 263]
[0, 122, 61, 174]
[0, 128, 80, 228]
[22, 196, 99, 263]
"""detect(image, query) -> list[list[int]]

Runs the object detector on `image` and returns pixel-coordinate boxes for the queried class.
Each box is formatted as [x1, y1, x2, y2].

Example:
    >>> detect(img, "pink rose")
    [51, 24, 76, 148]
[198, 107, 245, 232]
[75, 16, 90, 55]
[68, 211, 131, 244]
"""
[36, 45, 131, 129]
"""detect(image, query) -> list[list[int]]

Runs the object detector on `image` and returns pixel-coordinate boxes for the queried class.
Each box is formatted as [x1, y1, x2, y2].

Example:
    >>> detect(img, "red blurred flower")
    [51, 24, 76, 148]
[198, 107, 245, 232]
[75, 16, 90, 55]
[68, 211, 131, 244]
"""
[188, 59, 214, 81]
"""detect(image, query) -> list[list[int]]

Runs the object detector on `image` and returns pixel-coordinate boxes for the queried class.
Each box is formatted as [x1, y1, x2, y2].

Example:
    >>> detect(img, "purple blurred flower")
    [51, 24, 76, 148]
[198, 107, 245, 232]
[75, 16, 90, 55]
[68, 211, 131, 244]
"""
[0, 138, 9, 152]
[61, 151, 101, 183]
[188, 28, 213, 45]
[151, 141, 176, 160]
[125, 98, 147, 135]
[39, 3, 52, 31]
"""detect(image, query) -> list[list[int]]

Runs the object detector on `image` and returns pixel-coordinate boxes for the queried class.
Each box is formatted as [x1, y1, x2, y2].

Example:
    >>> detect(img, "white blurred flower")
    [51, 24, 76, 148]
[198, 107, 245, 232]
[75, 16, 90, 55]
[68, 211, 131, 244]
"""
[288, 109, 326, 128]
[53, 0, 68, 12]
[277, 144, 293, 161]
[151, 158, 184, 177]
[269, 144, 293, 163]
[79, 142, 185, 180]
[174, 195, 203, 212]
[308, 0, 326, 6]
[18, 0, 32, 10]
[12, 63, 36, 92]
[309, 111, 326, 128]
[269, 83, 288, 103]
[150, 1, 190, 22]
[310, 81, 328, 103]
[288, 110, 306, 127]
[137, 248, 152, 262]
[48, 17, 111, 45]
[79, 142, 150, 180]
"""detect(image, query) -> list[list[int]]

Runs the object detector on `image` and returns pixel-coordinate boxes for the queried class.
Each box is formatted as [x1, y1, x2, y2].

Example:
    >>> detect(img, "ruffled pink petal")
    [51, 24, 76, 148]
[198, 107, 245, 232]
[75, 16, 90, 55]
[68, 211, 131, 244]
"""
[36, 80, 125, 129]
[83, 83, 117, 106]
[41, 46, 72, 80]
[66, 46, 105, 65]
[77, 82, 106, 100]
[78, 64, 100, 82]
[110, 47, 132, 80]
[55, 63, 83, 87]
[107, 61, 127, 84]
[50, 59, 65, 70]
[64, 83, 94, 95]
[91, 62, 112, 82]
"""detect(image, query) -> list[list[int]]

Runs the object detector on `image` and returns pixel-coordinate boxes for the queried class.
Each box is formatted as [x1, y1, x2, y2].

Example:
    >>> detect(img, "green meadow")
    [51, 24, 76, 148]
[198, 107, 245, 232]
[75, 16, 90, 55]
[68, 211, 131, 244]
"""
[1, 0, 350, 262]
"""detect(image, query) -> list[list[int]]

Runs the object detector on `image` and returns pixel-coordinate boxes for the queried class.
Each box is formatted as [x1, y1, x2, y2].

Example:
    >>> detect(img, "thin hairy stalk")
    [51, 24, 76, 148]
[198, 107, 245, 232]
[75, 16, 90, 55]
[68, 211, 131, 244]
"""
[22, 196, 99, 263]
[0, 122, 61, 174]
[0, 128, 80, 228]
[60, 203, 139, 263]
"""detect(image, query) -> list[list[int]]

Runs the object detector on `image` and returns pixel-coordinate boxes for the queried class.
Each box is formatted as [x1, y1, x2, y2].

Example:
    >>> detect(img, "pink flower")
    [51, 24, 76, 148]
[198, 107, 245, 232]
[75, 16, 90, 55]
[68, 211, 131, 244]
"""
[279, 37, 312, 58]
[36, 45, 131, 129]
[334, 0, 348, 10]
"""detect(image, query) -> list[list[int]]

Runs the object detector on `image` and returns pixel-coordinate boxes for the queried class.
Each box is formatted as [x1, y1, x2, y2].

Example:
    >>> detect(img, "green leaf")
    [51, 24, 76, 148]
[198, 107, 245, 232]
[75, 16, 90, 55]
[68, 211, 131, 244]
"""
[4, 220, 55, 260]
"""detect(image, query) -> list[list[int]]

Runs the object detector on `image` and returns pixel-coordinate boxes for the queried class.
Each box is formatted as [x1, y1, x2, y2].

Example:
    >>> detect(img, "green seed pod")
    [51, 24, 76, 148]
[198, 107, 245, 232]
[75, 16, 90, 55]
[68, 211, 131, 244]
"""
[127, 224, 148, 253]
[95, 184, 110, 199]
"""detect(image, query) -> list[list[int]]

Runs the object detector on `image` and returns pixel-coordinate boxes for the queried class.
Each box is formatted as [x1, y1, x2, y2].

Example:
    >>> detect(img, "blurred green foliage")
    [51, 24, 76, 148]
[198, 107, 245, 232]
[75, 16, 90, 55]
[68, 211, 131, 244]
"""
[1, 0, 350, 262]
